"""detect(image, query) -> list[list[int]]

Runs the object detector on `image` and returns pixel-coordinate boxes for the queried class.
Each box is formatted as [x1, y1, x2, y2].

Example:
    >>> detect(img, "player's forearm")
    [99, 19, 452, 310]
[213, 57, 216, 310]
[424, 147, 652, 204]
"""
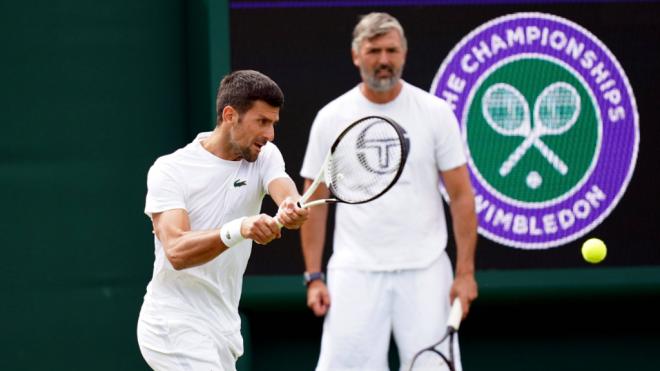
[300, 204, 328, 272]
[450, 193, 477, 276]
[164, 229, 228, 270]
[268, 177, 302, 206]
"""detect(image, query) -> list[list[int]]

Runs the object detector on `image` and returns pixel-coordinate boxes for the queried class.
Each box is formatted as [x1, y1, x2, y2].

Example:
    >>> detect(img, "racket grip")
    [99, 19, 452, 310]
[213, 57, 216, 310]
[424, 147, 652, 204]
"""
[273, 209, 284, 229]
[448, 299, 463, 331]
[276, 199, 310, 228]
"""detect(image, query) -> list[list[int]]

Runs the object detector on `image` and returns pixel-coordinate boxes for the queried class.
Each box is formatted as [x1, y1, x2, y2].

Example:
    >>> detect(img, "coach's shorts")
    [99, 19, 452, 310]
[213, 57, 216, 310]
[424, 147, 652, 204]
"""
[316, 253, 462, 371]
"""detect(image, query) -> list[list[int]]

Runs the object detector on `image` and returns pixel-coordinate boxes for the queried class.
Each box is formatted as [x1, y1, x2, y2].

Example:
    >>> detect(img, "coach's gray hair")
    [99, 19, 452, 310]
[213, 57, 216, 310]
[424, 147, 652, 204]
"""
[351, 12, 407, 53]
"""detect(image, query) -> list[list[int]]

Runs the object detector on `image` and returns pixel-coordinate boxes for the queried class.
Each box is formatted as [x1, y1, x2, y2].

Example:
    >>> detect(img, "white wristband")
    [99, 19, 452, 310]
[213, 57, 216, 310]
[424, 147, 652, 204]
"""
[220, 217, 247, 248]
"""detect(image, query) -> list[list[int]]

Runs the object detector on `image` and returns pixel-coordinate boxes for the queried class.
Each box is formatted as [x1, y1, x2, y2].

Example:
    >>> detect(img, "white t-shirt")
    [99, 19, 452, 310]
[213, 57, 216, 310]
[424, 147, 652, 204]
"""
[300, 81, 466, 271]
[142, 132, 289, 352]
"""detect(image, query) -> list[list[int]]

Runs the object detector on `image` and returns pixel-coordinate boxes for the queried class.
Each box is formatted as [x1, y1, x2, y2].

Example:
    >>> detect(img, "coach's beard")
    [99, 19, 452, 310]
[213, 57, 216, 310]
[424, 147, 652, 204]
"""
[362, 64, 403, 92]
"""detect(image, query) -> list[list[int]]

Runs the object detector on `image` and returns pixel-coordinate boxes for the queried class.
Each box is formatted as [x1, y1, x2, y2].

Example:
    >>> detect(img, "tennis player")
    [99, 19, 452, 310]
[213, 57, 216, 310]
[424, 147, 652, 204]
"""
[137, 70, 308, 370]
[299, 13, 478, 370]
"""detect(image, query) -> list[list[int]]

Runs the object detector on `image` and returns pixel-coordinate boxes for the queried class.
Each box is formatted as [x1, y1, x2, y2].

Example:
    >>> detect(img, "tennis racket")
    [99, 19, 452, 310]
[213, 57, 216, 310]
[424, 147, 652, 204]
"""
[275, 115, 409, 226]
[408, 299, 463, 371]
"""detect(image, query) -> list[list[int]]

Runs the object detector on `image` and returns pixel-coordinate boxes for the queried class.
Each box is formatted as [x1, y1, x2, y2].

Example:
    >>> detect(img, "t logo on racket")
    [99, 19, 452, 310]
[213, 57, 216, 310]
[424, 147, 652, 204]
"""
[356, 120, 405, 174]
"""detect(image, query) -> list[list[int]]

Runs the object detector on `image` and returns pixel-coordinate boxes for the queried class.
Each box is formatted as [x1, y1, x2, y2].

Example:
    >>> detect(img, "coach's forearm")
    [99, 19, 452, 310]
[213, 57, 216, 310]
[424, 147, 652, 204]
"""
[300, 204, 328, 272]
[299, 179, 330, 272]
[450, 193, 477, 276]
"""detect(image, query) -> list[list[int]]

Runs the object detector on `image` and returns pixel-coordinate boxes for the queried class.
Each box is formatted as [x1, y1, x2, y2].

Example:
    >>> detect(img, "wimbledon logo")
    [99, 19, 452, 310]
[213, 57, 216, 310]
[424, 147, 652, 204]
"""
[431, 13, 639, 249]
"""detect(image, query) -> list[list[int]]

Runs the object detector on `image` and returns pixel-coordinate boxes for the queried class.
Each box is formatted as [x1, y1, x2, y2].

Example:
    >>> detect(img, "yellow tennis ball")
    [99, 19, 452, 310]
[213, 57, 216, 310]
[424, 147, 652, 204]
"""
[581, 238, 607, 264]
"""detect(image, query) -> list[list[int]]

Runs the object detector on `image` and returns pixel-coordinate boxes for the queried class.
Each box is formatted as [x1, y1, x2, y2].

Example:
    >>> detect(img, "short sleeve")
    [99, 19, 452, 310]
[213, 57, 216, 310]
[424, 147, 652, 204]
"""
[144, 160, 186, 219]
[434, 100, 467, 171]
[260, 143, 290, 193]
[300, 111, 329, 180]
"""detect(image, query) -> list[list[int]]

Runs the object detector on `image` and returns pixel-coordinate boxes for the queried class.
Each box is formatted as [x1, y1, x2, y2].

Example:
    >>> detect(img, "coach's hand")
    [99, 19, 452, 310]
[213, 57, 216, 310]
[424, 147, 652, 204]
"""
[307, 280, 331, 317]
[450, 272, 478, 319]
[276, 197, 309, 230]
[241, 214, 282, 245]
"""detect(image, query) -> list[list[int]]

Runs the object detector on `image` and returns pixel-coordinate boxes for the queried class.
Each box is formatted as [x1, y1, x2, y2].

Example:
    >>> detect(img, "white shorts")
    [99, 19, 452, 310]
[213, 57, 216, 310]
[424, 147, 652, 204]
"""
[137, 303, 240, 371]
[316, 253, 462, 371]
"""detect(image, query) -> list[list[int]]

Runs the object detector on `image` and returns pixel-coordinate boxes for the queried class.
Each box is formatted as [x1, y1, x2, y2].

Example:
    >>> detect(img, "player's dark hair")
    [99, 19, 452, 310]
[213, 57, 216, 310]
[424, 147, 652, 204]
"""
[215, 70, 284, 120]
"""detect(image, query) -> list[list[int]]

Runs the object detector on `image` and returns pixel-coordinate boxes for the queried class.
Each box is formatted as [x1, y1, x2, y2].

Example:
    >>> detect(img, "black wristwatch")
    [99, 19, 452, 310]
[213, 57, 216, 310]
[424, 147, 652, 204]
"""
[303, 271, 325, 286]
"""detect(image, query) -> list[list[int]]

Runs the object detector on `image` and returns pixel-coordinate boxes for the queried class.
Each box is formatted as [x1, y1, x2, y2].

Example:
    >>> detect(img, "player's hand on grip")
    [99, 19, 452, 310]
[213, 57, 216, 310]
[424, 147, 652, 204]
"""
[241, 214, 282, 245]
[307, 280, 331, 317]
[276, 197, 309, 230]
[449, 272, 478, 319]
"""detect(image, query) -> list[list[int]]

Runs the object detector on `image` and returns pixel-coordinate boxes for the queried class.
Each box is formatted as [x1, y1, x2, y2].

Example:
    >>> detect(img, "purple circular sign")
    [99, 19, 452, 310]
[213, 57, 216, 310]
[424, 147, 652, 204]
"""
[431, 13, 639, 249]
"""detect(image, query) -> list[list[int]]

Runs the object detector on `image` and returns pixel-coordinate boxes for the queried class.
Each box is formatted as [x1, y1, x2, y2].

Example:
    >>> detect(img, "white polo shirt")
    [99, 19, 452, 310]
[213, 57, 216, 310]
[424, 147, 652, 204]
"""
[300, 81, 466, 271]
[141, 132, 289, 354]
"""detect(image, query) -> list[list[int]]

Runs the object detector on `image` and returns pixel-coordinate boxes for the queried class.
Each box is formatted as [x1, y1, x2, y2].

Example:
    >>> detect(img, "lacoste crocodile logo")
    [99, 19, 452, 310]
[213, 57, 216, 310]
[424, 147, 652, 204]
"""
[233, 179, 247, 187]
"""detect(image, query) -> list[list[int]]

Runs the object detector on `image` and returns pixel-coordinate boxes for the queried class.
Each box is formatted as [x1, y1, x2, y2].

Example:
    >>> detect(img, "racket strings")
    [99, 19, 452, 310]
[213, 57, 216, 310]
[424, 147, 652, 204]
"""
[327, 117, 405, 204]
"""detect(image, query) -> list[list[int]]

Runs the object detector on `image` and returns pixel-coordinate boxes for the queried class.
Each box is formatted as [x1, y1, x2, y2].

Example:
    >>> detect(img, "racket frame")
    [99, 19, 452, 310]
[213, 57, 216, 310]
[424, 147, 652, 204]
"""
[408, 299, 463, 371]
[297, 151, 334, 208]
[299, 115, 409, 208]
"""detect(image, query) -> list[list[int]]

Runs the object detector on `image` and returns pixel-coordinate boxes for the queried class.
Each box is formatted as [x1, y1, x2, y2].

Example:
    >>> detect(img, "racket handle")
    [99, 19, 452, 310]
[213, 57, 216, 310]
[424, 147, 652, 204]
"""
[275, 199, 323, 229]
[299, 199, 335, 208]
[448, 299, 463, 331]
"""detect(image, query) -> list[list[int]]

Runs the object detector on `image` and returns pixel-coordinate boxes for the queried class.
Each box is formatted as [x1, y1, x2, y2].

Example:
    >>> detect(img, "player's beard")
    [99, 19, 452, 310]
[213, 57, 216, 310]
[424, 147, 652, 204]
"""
[361, 63, 403, 92]
[238, 138, 264, 163]
[229, 141, 257, 162]
[239, 145, 257, 162]
[231, 118, 260, 162]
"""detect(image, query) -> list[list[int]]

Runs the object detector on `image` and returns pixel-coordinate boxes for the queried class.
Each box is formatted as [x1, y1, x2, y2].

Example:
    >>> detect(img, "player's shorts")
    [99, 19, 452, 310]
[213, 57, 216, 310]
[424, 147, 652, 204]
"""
[137, 302, 241, 371]
[316, 252, 462, 371]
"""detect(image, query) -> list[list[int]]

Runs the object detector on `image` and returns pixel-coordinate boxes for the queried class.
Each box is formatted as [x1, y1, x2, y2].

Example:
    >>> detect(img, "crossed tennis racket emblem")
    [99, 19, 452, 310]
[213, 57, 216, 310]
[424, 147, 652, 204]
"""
[481, 81, 581, 177]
